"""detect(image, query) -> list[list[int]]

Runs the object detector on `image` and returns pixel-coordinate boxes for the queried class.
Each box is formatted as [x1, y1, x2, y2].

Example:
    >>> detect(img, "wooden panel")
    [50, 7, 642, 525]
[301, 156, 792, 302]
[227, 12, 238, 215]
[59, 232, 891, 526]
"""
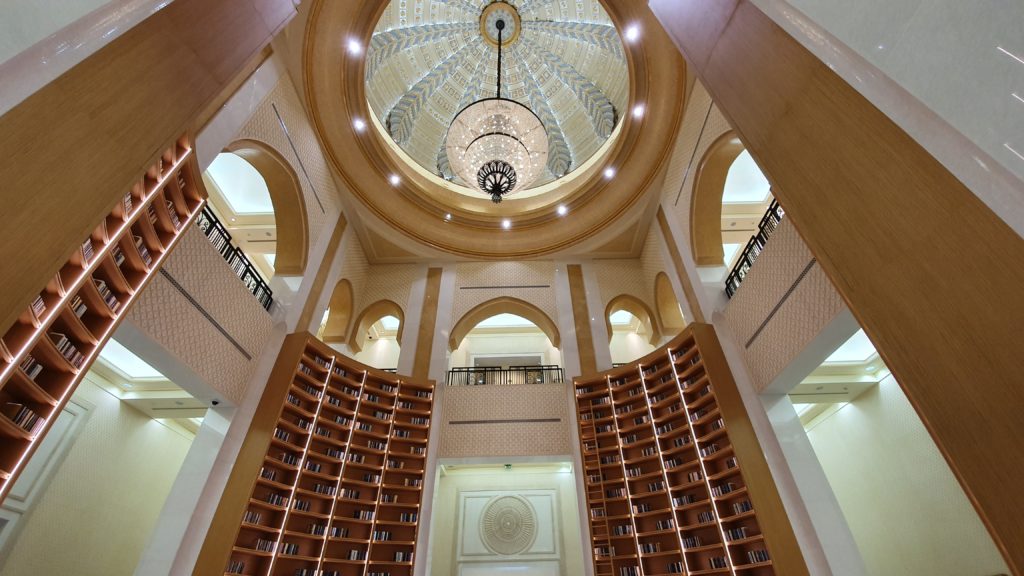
[651, 2, 1024, 572]
[412, 267, 443, 379]
[192, 332, 308, 576]
[0, 0, 296, 339]
[567, 264, 598, 375]
[692, 323, 808, 575]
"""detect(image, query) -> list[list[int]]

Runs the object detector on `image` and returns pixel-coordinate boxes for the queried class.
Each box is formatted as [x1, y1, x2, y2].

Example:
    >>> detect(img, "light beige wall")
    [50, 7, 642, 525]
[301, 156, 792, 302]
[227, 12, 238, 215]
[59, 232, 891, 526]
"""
[351, 336, 401, 369]
[807, 375, 1009, 576]
[126, 225, 275, 405]
[449, 332, 561, 368]
[439, 384, 572, 459]
[0, 0, 112, 65]
[0, 372, 192, 576]
[608, 329, 657, 365]
[429, 467, 585, 576]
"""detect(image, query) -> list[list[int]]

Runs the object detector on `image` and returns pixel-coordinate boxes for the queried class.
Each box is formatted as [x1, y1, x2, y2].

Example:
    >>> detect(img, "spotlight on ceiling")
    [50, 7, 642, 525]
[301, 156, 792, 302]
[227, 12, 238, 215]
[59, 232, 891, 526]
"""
[389, 174, 401, 186]
[625, 24, 641, 43]
[632, 104, 645, 119]
[502, 219, 511, 230]
[557, 205, 568, 216]
[353, 118, 366, 132]
[445, 213, 452, 221]
[604, 167, 617, 180]
[347, 39, 363, 56]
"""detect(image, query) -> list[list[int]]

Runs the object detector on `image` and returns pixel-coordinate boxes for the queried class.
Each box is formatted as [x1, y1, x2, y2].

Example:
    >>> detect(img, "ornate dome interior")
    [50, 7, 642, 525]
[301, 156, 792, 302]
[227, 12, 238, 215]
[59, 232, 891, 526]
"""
[365, 0, 629, 199]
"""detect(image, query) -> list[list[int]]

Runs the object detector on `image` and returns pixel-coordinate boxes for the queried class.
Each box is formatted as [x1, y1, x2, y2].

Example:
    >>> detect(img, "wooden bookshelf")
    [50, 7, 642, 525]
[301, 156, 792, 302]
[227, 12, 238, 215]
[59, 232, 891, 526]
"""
[199, 332, 434, 576]
[575, 324, 807, 576]
[0, 135, 206, 501]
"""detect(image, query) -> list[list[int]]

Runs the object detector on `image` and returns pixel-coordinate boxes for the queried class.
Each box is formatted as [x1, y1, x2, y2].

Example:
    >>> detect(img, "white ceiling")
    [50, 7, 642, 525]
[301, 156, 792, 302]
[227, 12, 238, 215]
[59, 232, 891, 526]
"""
[826, 329, 878, 363]
[98, 338, 164, 380]
[723, 150, 772, 204]
[205, 153, 275, 215]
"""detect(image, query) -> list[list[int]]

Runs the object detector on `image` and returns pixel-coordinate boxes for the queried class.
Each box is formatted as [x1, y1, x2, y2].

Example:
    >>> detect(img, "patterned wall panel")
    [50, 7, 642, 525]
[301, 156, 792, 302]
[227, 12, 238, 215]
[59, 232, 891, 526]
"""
[723, 219, 846, 391]
[639, 227, 668, 291]
[439, 384, 572, 458]
[660, 82, 735, 242]
[233, 75, 340, 249]
[591, 259, 653, 312]
[126, 226, 275, 405]
[338, 232, 370, 309]
[452, 261, 558, 325]
[353, 263, 424, 321]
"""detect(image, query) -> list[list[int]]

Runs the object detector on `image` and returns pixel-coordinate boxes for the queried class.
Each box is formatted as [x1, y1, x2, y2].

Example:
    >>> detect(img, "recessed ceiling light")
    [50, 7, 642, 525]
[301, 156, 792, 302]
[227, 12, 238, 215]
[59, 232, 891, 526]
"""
[604, 167, 616, 179]
[502, 219, 511, 229]
[632, 104, 645, 119]
[347, 39, 363, 56]
[625, 25, 641, 43]
[353, 118, 366, 132]
[557, 205, 568, 216]
[445, 213, 452, 221]
[389, 174, 401, 186]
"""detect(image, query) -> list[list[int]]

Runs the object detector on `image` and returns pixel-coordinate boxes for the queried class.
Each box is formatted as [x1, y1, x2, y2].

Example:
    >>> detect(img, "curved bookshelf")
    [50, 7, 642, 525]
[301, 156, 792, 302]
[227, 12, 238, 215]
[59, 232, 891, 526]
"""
[575, 324, 808, 576]
[202, 333, 434, 576]
[0, 135, 206, 501]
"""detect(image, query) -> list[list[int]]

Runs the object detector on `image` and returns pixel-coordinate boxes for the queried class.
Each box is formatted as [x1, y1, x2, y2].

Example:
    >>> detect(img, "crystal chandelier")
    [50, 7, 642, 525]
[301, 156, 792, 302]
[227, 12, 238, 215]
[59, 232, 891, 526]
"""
[445, 12, 548, 203]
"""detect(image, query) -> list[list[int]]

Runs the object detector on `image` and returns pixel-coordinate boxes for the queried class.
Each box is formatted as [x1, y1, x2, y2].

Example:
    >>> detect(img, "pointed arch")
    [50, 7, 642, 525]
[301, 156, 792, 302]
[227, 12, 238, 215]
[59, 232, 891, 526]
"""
[605, 295, 661, 346]
[322, 280, 353, 343]
[655, 272, 686, 336]
[349, 300, 405, 353]
[224, 139, 309, 275]
[449, 297, 561, 352]
[690, 131, 744, 267]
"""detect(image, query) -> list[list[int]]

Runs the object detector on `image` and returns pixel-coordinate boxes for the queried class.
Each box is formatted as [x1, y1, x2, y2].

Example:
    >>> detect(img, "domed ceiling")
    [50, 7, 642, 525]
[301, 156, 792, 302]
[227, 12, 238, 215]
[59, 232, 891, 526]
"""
[365, 0, 629, 198]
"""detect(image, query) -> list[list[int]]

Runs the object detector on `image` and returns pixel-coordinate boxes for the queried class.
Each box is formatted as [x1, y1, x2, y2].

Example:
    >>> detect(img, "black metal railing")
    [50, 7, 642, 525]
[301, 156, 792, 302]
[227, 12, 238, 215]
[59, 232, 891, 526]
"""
[724, 199, 785, 299]
[446, 365, 564, 386]
[196, 206, 274, 311]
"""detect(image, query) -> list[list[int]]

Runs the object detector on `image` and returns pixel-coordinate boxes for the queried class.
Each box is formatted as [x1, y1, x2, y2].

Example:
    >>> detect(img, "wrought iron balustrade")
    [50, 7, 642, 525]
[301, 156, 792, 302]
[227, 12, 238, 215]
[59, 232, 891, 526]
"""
[196, 206, 274, 311]
[446, 365, 564, 386]
[724, 199, 785, 299]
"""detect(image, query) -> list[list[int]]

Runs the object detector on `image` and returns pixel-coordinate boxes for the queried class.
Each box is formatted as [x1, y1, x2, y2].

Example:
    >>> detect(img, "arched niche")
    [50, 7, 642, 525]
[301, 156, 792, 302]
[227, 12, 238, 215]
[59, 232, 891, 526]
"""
[655, 272, 687, 336]
[322, 279, 353, 343]
[605, 295, 661, 346]
[449, 297, 561, 352]
[690, 131, 744, 267]
[224, 139, 309, 275]
[349, 300, 405, 353]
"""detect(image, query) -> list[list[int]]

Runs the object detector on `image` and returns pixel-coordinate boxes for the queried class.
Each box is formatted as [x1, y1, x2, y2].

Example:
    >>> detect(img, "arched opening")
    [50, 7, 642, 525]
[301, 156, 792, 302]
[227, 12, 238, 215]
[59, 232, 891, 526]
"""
[348, 300, 405, 369]
[655, 272, 687, 336]
[691, 132, 776, 271]
[202, 140, 309, 281]
[448, 298, 562, 385]
[605, 295, 660, 365]
[321, 279, 353, 343]
[691, 132, 745, 267]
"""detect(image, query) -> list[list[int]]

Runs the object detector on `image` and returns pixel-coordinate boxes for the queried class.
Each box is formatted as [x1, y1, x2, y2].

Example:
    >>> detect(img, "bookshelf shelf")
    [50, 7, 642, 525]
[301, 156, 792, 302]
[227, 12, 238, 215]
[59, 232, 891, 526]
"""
[202, 332, 434, 576]
[0, 135, 205, 501]
[574, 324, 808, 576]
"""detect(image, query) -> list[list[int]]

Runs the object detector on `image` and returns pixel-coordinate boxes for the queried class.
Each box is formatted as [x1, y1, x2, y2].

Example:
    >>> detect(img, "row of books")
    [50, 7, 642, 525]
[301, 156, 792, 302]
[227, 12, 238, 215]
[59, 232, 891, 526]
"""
[49, 332, 85, 369]
[3, 403, 45, 434]
[19, 355, 43, 380]
[94, 279, 122, 314]
[70, 294, 88, 319]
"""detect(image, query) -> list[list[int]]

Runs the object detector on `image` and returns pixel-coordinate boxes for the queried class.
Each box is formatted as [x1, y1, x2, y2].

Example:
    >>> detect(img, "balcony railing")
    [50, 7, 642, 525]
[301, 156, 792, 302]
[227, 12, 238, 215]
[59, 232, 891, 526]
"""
[447, 365, 565, 386]
[196, 206, 274, 311]
[725, 199, 785, 299]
